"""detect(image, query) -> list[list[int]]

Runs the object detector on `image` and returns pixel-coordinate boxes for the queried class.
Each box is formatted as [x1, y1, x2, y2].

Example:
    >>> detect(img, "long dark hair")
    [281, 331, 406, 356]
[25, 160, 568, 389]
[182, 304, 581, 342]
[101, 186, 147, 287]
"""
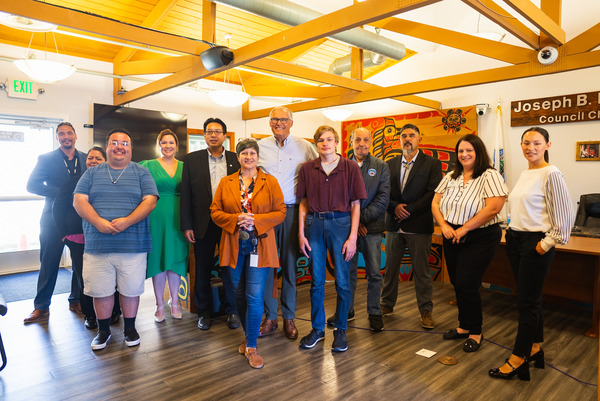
[522, 127, 550, 163]
[450, 134, 493, 179]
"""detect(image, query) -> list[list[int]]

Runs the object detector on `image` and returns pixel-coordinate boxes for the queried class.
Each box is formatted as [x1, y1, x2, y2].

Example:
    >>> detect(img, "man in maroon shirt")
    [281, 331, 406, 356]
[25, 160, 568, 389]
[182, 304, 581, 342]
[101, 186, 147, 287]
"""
[297, 125, 366, 352]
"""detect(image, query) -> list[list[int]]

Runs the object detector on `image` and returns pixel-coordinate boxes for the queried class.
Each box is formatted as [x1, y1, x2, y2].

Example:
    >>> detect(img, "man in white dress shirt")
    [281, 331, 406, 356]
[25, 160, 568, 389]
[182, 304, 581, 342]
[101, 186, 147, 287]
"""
[257, 106, 317, 340]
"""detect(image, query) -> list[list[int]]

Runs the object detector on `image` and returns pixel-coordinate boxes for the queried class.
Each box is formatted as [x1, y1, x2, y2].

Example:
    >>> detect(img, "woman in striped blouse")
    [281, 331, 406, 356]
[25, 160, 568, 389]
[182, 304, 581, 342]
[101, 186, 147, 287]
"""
[432, 134, 508, 353]
[489, 127, 573, 381]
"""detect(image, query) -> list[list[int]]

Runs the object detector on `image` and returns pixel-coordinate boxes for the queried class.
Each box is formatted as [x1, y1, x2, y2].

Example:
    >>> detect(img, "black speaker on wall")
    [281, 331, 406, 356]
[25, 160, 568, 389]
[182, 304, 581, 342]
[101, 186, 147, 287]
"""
[200, 45, 234, 70]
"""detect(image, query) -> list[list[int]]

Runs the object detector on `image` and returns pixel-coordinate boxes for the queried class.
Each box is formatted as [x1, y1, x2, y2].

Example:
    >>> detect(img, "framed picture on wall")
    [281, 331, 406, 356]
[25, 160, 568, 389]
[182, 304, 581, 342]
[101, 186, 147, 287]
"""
[576, 141, 600, 161]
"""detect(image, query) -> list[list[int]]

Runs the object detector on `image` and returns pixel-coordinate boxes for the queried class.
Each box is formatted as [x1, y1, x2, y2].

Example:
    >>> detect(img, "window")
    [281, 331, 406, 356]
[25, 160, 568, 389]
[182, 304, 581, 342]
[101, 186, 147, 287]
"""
[0, 117, 59, 253]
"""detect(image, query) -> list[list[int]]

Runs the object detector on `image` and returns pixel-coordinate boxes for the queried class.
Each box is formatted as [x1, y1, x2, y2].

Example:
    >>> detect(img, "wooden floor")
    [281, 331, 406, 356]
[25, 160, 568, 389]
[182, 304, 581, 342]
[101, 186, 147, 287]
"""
[0, 280, 597, 401]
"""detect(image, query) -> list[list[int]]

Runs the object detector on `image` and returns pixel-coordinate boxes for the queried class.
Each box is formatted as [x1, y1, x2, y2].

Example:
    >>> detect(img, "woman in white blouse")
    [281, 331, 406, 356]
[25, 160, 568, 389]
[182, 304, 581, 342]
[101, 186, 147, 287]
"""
[489, 127, 573, 381]
[432, 134, 508, 353]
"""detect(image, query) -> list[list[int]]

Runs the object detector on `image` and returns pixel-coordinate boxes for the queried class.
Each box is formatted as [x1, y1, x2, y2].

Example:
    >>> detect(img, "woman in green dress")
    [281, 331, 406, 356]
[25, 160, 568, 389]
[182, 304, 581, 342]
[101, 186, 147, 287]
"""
[140, 129, 188, 322]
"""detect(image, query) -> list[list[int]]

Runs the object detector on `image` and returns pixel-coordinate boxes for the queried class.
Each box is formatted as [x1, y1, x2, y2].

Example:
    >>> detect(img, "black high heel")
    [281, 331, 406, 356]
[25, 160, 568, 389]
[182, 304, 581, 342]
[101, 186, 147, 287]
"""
[489, 359, 530, 381]
[528, 349, 545, 369]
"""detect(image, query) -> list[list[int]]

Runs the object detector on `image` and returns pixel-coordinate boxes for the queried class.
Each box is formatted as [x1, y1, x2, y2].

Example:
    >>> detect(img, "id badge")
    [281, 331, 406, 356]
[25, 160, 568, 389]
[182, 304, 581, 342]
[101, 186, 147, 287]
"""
[249, 252, 259, 267]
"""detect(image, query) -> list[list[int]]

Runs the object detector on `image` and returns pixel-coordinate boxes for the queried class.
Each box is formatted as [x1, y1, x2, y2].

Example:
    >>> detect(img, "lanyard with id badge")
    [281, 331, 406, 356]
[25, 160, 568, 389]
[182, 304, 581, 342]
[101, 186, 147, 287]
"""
[249, 236, 259, 267]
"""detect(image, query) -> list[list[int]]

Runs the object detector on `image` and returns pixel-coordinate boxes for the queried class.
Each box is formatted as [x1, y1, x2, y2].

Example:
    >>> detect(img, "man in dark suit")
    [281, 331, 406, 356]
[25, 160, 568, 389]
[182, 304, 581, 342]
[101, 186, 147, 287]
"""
[24, 122, 87, 323]
[180, 118, 240, 330]
[380, 123, 443, 329]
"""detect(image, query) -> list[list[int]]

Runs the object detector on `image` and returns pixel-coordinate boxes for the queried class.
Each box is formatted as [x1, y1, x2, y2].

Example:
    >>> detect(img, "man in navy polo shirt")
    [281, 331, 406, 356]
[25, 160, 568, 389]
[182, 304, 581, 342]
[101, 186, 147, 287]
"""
[297, 125, 366, 352]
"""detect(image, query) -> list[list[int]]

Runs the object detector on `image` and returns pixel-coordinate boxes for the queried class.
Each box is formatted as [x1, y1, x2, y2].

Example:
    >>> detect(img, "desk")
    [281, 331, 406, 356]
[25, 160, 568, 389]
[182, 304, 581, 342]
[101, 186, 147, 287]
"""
[483, 231, 600, 337]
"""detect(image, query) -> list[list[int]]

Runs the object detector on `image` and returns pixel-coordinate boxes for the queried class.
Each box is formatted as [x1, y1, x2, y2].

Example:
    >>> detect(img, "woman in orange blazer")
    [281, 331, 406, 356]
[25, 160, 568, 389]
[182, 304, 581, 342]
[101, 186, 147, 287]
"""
[211, 139, 286, 369]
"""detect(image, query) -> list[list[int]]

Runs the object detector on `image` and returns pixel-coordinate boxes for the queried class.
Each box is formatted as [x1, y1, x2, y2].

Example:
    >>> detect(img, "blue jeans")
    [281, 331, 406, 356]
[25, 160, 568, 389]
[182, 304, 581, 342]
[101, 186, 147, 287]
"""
[349, 233, 383, 315]
[228, 238, 270, 348]
[305, 214, 352, 330]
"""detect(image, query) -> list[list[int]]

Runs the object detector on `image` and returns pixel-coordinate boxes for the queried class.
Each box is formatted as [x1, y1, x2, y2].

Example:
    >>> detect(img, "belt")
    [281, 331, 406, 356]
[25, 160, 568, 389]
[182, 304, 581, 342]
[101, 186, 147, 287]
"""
[313, 211, 350, 219]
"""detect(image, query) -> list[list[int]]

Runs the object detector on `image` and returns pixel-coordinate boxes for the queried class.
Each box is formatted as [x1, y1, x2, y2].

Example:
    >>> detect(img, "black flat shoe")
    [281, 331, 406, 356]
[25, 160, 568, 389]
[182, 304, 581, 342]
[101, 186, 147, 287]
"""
[443, 328, 469, 340]
[489, 359, 530, 381]
[463, 335, 483, 352]
[528, 349, 545, 369]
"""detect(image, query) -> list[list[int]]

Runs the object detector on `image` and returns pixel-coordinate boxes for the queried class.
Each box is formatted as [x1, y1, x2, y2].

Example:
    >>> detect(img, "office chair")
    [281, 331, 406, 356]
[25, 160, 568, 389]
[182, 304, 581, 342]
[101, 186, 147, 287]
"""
[0, 292, 7, 371]
[574, 193, 600, 228]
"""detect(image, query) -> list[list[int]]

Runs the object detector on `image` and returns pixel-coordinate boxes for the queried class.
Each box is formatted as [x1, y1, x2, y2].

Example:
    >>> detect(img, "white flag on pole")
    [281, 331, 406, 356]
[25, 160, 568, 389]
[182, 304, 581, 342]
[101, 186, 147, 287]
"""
[493, 102, 508, 221]
[493, 103, 505, 179]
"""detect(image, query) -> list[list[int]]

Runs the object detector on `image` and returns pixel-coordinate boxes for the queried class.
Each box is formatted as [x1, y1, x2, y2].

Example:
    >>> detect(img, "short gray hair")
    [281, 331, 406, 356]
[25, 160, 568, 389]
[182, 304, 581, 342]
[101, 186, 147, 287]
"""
[269, 106, 293, 121]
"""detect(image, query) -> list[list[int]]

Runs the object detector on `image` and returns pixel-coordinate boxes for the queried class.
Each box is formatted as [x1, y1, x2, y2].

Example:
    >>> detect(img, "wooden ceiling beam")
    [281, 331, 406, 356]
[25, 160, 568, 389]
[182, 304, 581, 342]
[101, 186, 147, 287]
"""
[1, 0, 209, 55]
[231, 0, 443, 68]
[461, 0, 539, 49]
[116, 0, 443, 107]
[503, 0, 565, 45]
[245, 85, 350, 98]
[115, 55, 196, 75]
[202, 0, 217, 43]
[271, 39, 328, 63]
[246, 58, 441, 109]
[539, 0, 561, 47]
[113, 0, 178, 64]
[243, 50, 600, 119]
[371, 17, 532, 64]
[566, 22, 600, 55]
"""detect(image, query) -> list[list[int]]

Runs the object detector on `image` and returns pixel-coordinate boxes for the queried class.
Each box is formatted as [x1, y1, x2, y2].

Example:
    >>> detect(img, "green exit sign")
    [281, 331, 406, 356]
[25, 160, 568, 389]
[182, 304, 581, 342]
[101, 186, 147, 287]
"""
[7, 78, 39, 100]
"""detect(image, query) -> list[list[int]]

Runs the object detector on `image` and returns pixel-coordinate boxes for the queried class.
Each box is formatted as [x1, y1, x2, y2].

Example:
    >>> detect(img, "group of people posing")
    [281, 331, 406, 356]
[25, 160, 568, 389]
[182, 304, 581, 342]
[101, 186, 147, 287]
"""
[23, 107, 573, 379]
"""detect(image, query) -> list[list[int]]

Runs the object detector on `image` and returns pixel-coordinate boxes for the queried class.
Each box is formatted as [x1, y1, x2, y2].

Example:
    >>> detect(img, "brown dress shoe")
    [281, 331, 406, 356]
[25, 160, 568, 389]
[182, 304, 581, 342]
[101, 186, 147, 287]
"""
[245, 347, 264, 369]
[69, 302, 82, 314]
[283, 318, 298, 339]
[258, 318, 278, 337]
[24, 309, 50, 323]
[380, 304, 393, 317]
[238, 340, 246, 355]
[420, 311, 436, 329]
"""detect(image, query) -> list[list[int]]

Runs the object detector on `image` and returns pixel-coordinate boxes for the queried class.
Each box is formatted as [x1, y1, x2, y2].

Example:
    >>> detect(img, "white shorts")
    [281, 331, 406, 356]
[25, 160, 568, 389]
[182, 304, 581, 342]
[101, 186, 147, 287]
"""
[83, 252, 147, 297]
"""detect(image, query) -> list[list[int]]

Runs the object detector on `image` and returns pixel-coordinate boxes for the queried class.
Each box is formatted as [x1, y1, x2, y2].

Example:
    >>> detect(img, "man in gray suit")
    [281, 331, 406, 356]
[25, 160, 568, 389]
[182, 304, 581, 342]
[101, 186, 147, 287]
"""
[24, 122, 87, 323]
[380, 124, 442, 329]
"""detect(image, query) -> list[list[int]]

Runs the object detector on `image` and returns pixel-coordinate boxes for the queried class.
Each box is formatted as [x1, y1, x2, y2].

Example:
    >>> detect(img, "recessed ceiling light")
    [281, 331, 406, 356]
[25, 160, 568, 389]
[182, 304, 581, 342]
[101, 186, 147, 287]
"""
[0, 12, 57, 32]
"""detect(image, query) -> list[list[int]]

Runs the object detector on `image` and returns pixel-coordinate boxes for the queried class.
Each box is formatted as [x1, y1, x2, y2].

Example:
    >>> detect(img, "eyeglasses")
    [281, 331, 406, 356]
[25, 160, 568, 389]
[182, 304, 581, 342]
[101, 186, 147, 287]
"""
[270, 118, 291, 124]
[205, 130, 223, 135]
[109, 140, 130, 147]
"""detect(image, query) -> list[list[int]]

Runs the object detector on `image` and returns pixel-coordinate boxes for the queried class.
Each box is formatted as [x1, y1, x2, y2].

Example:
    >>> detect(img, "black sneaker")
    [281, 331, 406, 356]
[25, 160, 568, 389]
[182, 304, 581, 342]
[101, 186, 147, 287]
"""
[331, 328, 348, 352]
[369, 314, 384, 332]
[197, 314, 212, 330]
[299, 329, 325, 349]
[326, 310, 355, 327]
[84, 316, 98, 330]
[124, 328, 140, 347]
[91, 330, 111, 351]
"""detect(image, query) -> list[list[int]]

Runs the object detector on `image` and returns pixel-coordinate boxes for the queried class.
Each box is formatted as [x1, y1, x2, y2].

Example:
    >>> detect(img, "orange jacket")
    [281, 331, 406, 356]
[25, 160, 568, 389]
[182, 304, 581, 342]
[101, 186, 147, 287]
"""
[210, 168, 286, 268]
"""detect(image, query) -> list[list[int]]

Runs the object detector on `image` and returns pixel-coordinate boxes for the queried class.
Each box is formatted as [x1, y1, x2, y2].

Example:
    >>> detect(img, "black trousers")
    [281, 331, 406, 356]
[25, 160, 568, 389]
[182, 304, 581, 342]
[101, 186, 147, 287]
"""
[64, 239, 120, 319]
[505, 229, 555, 357]
[443, 223, 502, 335]
[192, 220, 235, 316]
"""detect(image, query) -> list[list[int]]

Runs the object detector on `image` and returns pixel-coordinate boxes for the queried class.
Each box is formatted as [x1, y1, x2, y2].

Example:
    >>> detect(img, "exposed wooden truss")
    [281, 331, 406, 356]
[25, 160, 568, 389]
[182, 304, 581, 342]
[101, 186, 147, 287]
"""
[1, 0, 599, 120]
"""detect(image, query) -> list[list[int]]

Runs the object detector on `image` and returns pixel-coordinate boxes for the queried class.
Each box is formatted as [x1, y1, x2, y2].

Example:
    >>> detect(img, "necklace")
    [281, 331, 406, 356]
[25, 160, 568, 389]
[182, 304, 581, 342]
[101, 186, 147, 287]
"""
[108, 164, 127, 184]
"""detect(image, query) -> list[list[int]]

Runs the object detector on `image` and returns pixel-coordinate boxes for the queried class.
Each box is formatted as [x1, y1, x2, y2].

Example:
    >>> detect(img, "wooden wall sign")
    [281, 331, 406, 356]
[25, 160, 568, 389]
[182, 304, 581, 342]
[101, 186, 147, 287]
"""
[511, 91, 600, 127]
